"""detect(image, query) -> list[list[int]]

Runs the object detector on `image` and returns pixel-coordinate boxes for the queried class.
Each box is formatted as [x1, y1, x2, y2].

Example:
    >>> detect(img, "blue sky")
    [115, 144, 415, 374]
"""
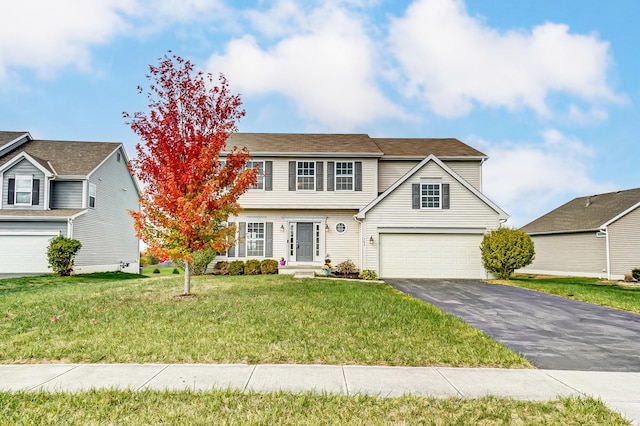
[1, 0, 638, 226]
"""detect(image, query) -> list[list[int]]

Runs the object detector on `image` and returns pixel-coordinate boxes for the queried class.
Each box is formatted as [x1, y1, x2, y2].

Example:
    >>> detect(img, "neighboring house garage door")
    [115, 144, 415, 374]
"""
[0, 235, 52, 273]
[379, 233, 485, 279]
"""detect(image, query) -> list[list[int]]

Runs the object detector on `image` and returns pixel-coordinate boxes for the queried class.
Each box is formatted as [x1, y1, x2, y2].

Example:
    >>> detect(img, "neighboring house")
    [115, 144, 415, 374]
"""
[520, 188, 640, 280]
[218, 133, 508, 279]
[0, 131, 140, 274]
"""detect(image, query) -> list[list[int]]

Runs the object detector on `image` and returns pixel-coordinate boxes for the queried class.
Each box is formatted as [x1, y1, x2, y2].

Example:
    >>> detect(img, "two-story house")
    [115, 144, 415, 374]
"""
[0, 131, 140, 274]
[220, 133, 508, 279]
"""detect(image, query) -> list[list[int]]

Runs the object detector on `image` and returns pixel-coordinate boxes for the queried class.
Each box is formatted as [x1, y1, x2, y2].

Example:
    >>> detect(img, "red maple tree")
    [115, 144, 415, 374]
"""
[124, 53, 256, 295]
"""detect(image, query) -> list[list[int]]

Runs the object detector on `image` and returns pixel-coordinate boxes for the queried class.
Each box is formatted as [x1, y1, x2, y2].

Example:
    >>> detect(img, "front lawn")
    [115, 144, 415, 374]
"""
[0, 390, 628, 425]
[0, 273, 529, 367]
[497, 276, 640, 314]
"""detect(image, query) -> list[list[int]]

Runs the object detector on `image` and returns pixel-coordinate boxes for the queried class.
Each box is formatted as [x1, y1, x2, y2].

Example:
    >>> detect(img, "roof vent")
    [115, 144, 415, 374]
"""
[585, 196, 592, 207]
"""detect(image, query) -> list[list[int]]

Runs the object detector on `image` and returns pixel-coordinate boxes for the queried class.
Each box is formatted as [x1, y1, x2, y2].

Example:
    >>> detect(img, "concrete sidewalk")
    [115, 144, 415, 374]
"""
[1, 364, 639, 424]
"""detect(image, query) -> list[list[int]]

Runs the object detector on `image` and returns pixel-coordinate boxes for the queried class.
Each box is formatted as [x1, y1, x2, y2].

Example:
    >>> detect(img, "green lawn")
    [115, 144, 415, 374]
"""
[0, 390, 628, 425]
[0, 273, 529, 367]
[141, 265, 181, 276]
[496, 276, 640, 314]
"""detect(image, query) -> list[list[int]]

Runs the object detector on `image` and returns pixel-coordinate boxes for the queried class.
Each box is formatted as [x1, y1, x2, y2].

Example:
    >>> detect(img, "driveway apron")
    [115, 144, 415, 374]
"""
[386, 279, 640, 371]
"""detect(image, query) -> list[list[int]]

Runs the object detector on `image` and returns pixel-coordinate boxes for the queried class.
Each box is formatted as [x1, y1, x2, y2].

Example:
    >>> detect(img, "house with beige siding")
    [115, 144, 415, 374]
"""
[220, 133, 508, 279]
[0, 131, 140, 274]
[520, 188, 640, 280]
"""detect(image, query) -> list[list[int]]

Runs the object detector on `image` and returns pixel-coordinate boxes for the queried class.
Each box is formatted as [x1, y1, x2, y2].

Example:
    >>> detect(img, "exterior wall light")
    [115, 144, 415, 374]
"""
[369, 236, 374, 245]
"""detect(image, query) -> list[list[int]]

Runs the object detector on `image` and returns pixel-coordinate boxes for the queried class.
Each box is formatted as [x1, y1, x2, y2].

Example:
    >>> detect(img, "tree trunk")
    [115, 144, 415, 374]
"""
[184, 260, 191, 295]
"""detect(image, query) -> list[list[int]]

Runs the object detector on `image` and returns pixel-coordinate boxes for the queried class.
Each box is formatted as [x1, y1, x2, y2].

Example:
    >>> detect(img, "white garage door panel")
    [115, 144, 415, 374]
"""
[0, 235, 52, 273]
[380, 234, 484, 279]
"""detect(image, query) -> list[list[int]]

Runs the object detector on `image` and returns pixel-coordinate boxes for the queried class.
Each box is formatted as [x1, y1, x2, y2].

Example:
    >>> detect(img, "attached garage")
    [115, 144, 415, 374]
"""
[0, 234, 54, 273]
[379, 233, 485, 279]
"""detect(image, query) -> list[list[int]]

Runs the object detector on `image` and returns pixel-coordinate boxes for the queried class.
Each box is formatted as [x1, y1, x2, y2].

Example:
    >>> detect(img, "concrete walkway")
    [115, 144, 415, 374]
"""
[1, 364, 639, 424]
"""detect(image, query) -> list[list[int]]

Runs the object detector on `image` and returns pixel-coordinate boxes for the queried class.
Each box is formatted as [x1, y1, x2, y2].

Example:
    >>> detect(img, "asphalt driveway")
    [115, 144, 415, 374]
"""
[386, 279, 640, 372]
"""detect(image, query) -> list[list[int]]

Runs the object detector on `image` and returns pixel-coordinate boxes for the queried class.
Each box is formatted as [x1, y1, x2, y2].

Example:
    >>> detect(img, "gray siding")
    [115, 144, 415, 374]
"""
[2, 159, 45, 209]
[378, 160, 482, 193]
[608, 208, 640, 277]
[50, 181, 83, 209]
[0, 221, 66, 234]
[72, 148, 139, 270]
[522, 232, 607, 277]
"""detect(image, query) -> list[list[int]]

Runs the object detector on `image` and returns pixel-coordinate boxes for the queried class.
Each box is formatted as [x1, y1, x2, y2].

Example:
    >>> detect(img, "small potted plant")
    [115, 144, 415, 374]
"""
[279, 257, 286, 266]
[321, 264, 331, 276]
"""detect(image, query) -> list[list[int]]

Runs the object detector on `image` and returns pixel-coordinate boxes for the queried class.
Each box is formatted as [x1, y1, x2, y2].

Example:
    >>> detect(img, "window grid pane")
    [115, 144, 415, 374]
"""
[247, 223, 265, 257]
[335, 162, 353, 191]
[297, 161, 315, 190]
[247, 161, 264, 190]
[421, 183, 441, 208]
[15, 176, 32, 205]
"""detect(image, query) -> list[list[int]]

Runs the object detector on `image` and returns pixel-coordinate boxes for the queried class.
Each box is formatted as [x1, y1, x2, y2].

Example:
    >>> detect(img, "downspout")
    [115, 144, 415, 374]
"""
[353, 215, 364, 272]
[67, 218, 73, 239]
[604, 227, 611, 280]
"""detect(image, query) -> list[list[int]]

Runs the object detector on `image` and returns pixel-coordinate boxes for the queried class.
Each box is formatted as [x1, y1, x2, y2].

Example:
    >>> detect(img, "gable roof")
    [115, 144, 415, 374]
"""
[0, 139, 121, 176]
[372, 138, 487, 158]
[521, 188, 640, 234]
[228, 133, 383, 156]
[356, 154, 508, 220]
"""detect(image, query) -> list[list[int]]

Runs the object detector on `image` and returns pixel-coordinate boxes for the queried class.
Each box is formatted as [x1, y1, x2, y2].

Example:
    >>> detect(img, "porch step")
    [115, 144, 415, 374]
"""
[279, 265, 321, 278]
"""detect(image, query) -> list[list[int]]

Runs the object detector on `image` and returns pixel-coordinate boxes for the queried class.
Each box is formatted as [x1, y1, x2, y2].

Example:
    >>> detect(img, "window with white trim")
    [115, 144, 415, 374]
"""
[335, 222, 347, 234]
[246, 222, 265, 257]
[421, 183, 441, 208]
[15, 175, 33, 205]
[335, 161, 353, 191]
[89, 183, 97, 208]
[247, 160, 264, 190]
[297, 161, 315, 190]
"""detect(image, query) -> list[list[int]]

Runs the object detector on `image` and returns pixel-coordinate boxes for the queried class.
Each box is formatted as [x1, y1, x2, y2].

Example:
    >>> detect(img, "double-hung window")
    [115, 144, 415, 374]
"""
[421, 183, 441, 208]
[247, 160, 264, 190]
[297, 161, 315, 190]
[14, 175, 33, 205]
[335, 161, 353, 191]
[246, 222, 265, 257]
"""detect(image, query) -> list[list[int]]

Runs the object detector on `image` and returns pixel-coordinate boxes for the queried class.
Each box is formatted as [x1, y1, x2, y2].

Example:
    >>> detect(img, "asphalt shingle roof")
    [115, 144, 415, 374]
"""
[226, 133, 485, 158]
[0, 139, 120, 176]
[372, 138, 487, 157]
[521, 188, 640, 234]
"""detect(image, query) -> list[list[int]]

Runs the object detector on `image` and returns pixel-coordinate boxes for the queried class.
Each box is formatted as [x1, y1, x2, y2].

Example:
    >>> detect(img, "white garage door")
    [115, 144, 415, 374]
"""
[379, 233, 485, 279]
[0, 235, 53, 273]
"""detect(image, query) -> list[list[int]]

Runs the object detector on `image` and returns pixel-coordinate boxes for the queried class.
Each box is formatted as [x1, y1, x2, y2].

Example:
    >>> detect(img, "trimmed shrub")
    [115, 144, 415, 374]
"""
[632, 268, 640, 281]
[47, 235, 82, 276]
[335, 259, 357, 275]
[213, 261, 229, 275]
[261, 259, 279, 274]
[153, 268, 160, 274]
[245, 259, 262, 275]
[173, 249, 216, 275]
[228, 260, 245, 275]
[359, 269, 378, 281]
[172, 268, 180, 274]
[480, 228, 535, 280]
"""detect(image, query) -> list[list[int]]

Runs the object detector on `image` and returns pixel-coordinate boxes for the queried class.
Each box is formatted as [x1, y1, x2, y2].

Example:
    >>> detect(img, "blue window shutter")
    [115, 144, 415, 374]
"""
[7, 178, 15, 205]
[288, 161, 296, 191]
[32, 179, 40, 206]
[354, 161, 362, 191]
[327, 162, 334, 191]
[265, 161, 273, 191]
[265, 222, 273, 257]
[238, 222, 246, 257]
[316, 161, 323, 191]
[442, 184, 450, 209]
[412, 184, 420, 209]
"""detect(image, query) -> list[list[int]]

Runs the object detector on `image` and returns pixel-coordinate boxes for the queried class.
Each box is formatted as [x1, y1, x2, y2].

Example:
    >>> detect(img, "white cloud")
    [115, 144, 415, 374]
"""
[207, 2, 404, 131]
[476, 130, 614, 226]
[0, 0, 227, 82]
[389, 0, 620, 118]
